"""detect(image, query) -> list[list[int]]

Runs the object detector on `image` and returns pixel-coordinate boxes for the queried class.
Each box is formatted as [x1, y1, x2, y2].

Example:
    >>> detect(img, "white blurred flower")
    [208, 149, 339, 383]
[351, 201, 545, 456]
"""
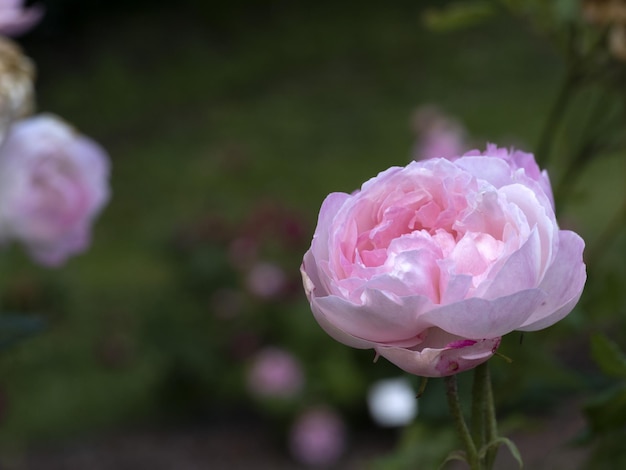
[367, 377, 418, 427]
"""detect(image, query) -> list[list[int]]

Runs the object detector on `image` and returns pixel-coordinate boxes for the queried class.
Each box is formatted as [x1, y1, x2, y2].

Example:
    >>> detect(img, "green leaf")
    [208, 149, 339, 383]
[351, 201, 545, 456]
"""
[438, 449, 467, 469]
[422, 1, 495, 33]
[0, 313, 46, 351]
[479, 437, 524, 468]
[591, 334, 626, 379]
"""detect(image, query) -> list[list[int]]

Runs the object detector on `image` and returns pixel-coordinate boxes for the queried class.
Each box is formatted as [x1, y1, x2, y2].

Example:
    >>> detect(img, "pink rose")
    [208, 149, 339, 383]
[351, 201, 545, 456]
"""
[0, 114, 110, 266]
[247, 347, 304, 399]
[289, 406, 346, 467]
[300, 145, 586, 377]
[411, 105, 467, 161]
[0, 0, 43, 36]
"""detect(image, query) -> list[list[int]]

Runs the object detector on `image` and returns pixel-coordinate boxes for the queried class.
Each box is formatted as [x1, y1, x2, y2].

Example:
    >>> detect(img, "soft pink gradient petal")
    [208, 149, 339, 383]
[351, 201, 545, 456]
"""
[419, 288, 546, 338]
[499, 184, 557, 277]
[311, 192, 351, 265]
[454, 156, 513, 189]
[301, 268, 378, 350]
[376, 337, 500, 377]
[312, 289, 433, 345]
[479, 227, 542, 299]
[518, 230, 586, 331]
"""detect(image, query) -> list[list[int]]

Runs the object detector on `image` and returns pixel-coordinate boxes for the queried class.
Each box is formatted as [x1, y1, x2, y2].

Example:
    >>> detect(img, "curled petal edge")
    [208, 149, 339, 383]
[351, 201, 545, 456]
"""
[518, 230, 586, 331]
[376, 338, 501, 378]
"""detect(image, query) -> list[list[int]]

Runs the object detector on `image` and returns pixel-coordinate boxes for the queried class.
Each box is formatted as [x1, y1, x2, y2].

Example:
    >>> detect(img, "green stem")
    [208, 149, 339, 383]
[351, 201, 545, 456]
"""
[483, 363, 499, 469]
[471, 363, 488, 452]
[445, 374, 481, 470]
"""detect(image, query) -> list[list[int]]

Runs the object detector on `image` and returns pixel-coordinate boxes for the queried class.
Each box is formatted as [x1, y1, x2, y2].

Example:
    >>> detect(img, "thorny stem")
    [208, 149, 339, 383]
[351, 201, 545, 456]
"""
[446, 362, 501, 470]
[471, 363, 488, 452]
[445, 374, 482, 469]
[483, 363, 499, 469]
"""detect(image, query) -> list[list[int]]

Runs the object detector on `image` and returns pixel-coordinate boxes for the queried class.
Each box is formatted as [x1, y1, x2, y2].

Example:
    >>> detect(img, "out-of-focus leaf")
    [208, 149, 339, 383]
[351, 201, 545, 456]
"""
[585, 384, 626, 433]
[422, 1, 495, 32]
[591, 334, 626, 379]
[0, 313, 46, 351]
[554, 0, 579, 23]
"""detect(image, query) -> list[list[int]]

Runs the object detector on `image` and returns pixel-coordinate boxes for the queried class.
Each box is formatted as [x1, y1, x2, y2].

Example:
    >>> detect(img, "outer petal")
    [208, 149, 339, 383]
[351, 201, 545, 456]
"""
[479, 227, 541, 299]
[518, 230, 586, 331]
[312, 289, 432, 345]
[376, 338, 501, 377]
[454, 155, 512, 189]
[419, 288, 546, 338]
[310, 192, 351, 264]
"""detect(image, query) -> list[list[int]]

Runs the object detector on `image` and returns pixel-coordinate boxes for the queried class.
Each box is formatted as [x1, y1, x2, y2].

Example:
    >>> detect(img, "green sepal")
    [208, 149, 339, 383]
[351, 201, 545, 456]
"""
[478, 437, 523, 469]
[438, 449, 467, 469]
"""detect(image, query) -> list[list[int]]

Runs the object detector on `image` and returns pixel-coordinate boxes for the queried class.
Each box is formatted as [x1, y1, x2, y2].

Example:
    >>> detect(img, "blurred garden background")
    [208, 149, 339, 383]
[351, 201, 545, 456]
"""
[1, 0, 625, 468]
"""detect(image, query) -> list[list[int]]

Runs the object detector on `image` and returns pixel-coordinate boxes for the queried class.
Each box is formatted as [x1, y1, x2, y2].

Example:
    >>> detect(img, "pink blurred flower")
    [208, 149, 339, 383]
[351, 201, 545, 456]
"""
[301, 145, 586, 377]
[0, 0, 43, 36]
[289, 407, 346, 467]
[247, 347, 304, 399]
[411, 105, 467, 161]
[0, 114, 110, 266]
[246, 261, 287, 299]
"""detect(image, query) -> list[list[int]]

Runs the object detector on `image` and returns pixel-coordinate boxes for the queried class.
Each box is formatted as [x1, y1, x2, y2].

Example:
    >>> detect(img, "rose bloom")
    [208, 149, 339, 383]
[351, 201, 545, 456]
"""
[301, 145, 586, 377]
[0, 114, 110, 266]
[411, 105, 467, 161]
[247, 346, 304, 399]
[289, 406, 346, 468]
[0, 0, 43, 36]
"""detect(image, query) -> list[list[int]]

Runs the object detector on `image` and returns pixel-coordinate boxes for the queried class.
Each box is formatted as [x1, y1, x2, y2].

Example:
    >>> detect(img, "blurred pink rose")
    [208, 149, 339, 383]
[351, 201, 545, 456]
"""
[0, 114, 110, 266]
[289, 407, 346, 467]
[247, 347, 304, 399]
[301, 145, 586, 377]
[411, 105, 467, 161]
[0, 0, 43, 36]
[246, 261, 287, 299]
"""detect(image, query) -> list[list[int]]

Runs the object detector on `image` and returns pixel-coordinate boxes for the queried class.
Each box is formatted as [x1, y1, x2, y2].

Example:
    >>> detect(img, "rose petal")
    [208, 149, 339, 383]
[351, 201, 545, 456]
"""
[312, 289, 432, 345]
[518, 230, 586, 331]
[376, 337, 500, 377]
[311, 192, 351, 265]
[479, 227, 541, 299]
[454, 155, 513, 189]
[419, 288, 546, 338]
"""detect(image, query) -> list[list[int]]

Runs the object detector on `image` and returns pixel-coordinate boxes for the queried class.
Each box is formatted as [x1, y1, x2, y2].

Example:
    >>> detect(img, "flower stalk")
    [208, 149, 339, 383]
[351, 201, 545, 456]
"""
[445, 361, 505, 470]
[444, 374, 481, 469]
